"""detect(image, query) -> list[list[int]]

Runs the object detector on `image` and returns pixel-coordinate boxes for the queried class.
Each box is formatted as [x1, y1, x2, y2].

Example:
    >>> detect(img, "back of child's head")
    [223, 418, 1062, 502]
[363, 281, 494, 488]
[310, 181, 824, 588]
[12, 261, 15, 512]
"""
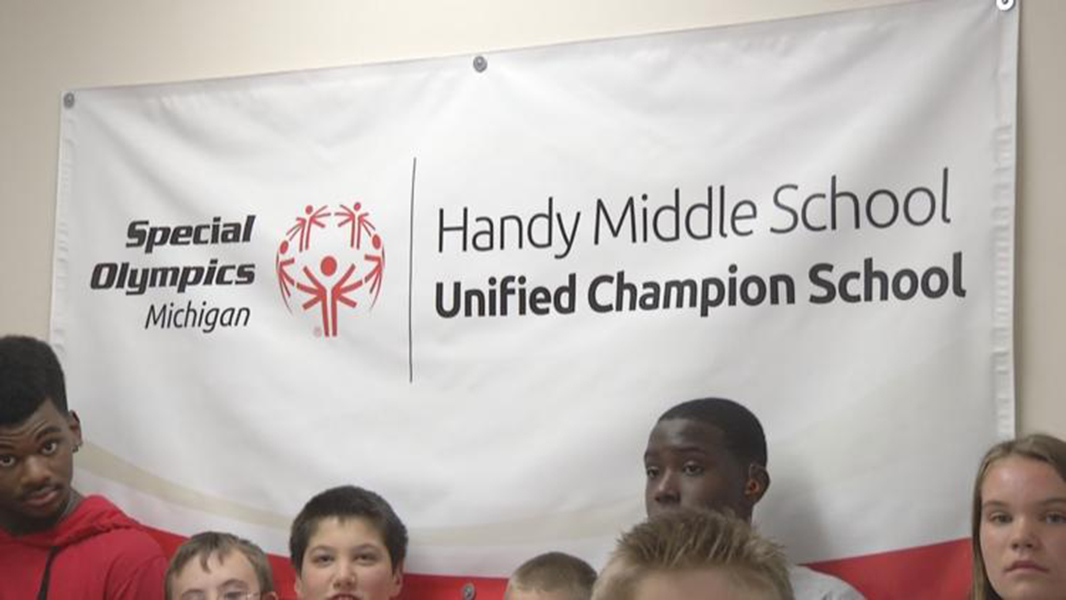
[505, 551, 597, 600]
[592, 509, 792, 600]
[289, 484, 408, 574]
[0, 335, 67, 426]
[165, 531, 275, 600]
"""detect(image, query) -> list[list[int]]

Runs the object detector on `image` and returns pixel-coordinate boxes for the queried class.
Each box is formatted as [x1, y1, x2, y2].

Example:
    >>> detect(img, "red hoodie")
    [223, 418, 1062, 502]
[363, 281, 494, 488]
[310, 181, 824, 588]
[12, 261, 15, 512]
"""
[0, 494, 166, 600]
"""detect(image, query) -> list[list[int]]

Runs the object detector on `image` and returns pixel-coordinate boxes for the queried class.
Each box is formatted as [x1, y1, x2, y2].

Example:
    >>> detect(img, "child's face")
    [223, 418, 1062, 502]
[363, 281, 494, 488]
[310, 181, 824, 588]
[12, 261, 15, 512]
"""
[169, 550, 272, 600]
[979, 455, 1066, 599]
[296, 516, 402, 600]
[0, 401, 81, 534]
[643, 418, 750, 520]
[506, 587, 581, 600]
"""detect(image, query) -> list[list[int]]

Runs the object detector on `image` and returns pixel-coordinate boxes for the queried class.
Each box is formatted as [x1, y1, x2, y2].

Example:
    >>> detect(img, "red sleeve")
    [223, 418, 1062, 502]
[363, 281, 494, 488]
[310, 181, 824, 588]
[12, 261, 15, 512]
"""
[104, 529, 168, 600]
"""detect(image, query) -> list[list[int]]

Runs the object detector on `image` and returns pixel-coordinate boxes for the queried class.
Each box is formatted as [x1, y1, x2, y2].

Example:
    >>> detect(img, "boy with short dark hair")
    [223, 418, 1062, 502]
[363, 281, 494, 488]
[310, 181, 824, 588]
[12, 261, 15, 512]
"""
[0, 334, 167, 598]
[505, 551, 597, 600]
[289, 484, 407, 600]
[166, 531, 277, 600]
[642, 397, 864, 599]
[592, 508, 793, 600]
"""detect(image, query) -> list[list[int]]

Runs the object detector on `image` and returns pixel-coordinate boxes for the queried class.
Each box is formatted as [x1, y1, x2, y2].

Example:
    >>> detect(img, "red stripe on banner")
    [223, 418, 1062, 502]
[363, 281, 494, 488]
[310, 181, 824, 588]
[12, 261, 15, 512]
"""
[147, 527, 970, 600]
[808, 538, 972, 600]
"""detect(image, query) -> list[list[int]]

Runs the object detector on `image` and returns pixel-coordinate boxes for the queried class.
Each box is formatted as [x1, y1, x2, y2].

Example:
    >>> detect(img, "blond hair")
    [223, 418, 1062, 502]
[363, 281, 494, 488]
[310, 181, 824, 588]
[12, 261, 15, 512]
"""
[505, 551, 597, 600]
[592, 509, 792, 600]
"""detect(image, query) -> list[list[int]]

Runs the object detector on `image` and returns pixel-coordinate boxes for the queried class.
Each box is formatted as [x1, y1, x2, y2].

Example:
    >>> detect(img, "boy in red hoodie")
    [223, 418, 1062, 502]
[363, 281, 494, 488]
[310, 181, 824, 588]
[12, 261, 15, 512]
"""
[0, 335, 167, 599]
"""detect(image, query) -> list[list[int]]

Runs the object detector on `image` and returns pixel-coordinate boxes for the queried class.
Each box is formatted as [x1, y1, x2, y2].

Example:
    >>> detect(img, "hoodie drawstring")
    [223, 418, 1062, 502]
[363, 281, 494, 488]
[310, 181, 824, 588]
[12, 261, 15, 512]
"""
[36, 546, 61, 600]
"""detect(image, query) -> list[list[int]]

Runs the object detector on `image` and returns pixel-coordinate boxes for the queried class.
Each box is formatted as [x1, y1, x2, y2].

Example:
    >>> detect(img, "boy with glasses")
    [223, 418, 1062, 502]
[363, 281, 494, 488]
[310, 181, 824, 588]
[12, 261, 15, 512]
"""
[166, 531, 278, 600]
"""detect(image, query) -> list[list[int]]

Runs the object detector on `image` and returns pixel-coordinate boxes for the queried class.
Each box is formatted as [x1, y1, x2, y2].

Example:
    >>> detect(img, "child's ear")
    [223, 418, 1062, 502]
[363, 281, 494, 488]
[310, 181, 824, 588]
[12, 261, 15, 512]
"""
[390, 561, 404, 597]
[294, 578, 303, 599]
[67, 410, 83, 449]
[745, 463, 770, 504]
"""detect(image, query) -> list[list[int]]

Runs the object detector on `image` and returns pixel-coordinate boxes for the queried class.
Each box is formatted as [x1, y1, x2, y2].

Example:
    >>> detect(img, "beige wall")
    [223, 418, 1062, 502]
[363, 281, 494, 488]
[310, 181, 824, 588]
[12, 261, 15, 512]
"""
[2, 0, 1062, 435]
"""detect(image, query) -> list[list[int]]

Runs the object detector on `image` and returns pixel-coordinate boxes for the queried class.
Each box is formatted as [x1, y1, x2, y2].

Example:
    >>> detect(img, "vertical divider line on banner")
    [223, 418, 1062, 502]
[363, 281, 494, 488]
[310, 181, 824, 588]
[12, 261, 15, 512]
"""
[409, 156, 418, 383]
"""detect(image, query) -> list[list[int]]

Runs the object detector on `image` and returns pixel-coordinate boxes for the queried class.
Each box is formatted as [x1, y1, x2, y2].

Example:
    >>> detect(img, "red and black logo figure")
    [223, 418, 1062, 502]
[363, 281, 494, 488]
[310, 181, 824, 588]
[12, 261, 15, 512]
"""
[276, 202, 386, 337]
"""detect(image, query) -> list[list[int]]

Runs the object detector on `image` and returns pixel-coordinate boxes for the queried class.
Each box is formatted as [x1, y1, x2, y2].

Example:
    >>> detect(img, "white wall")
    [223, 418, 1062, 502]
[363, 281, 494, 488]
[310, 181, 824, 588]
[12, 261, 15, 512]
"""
[2, 0, 1062, 436]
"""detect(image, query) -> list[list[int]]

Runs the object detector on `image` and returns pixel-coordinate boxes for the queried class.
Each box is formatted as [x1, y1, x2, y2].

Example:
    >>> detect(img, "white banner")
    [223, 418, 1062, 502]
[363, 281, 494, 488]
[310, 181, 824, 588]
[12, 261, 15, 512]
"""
[51, 0, 1017, 596]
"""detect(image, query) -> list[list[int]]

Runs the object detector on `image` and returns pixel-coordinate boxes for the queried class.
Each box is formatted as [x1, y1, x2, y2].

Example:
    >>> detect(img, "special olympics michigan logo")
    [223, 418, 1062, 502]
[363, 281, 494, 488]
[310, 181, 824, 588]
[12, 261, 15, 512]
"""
[275, 202, 385, 337]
